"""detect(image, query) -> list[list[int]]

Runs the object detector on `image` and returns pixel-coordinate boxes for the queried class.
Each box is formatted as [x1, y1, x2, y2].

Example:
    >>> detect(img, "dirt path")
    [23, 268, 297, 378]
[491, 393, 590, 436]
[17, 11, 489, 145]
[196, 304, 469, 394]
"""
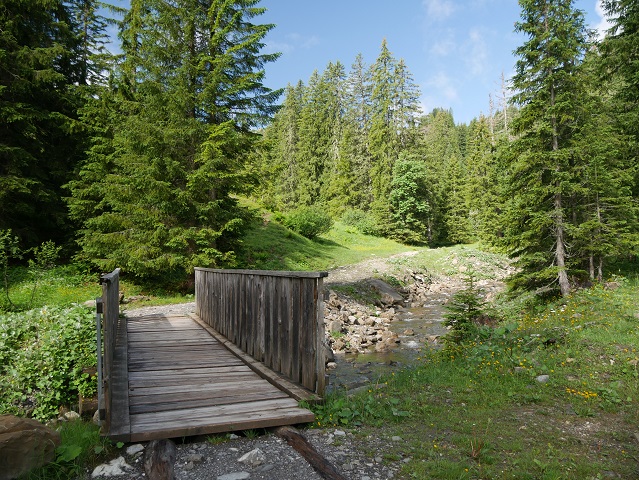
[325, 251, 421, 285]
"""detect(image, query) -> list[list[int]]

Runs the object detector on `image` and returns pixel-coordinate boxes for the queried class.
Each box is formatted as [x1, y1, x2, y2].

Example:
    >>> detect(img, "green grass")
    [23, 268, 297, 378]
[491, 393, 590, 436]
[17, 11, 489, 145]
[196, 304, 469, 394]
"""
[311, 278, 639, 479]
[22, 420, 115, 480]
[237, 216, 414, 271]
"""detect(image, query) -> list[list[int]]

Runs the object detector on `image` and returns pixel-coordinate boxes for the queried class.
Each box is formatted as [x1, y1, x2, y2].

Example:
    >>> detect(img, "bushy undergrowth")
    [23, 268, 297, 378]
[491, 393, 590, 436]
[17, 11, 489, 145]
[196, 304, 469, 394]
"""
[341, 209, 379, 236]
[0, 305, 97, 420]
[283, 206, 334, 239]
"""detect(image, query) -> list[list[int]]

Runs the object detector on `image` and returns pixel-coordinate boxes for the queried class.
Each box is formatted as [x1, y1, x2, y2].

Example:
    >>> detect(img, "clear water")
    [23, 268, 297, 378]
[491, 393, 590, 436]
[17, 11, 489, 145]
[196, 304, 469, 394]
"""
[327, 292, 451, 393]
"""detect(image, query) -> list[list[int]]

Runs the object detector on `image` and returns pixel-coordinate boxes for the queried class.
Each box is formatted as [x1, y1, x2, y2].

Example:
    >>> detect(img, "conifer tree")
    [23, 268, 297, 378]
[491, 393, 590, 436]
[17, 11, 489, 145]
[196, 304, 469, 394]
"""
[465, 116, 501, 244]
[506, 0, 589, 296]
[69, 0, 280, 280]
[368, 40, 398, 229]
[0, 0, 84, 248]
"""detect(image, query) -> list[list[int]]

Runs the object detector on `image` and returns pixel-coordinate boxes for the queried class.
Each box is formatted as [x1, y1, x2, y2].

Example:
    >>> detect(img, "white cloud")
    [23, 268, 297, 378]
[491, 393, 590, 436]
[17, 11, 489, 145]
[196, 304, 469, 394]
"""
[264, 34, 320, 56]
[427, 72, 459, 101]
[594, 0, 613, 40]
[463, 28, 489, 76]
[430, 30, 456, 56]
[423, 0, 456, 21]
[264, 41, 294, 55]
[287, 33, 320, 49]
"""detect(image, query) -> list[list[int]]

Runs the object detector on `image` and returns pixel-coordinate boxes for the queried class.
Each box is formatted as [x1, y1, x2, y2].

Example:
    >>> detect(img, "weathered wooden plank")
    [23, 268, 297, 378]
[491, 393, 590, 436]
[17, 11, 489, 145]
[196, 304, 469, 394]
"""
[130, 397, 303, 426]
[129, 382, 287, 404]
[189, 314, 321, 403]
[301, 279, 315, 391]
[128, 371, 256, 388]
[128, 408, 315, 442]
[128, 365, 252, 380]
[315, 277, 326, 395]
[130, 390, 290, 415]
[194, 268, 328, 279]
[107, 316, 130, 441]
[129, 379, 270, 396]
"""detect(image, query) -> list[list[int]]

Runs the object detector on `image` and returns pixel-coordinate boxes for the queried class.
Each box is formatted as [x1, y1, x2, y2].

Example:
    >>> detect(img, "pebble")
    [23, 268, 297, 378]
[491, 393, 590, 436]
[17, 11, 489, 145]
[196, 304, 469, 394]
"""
[186, 453, 204, 463]
[217, 473, 250, 480]
[391, 436, 402, 442]
[536, 375, 550, 383]
[126, 444, 144, 456]
[334, 429, 346, 436]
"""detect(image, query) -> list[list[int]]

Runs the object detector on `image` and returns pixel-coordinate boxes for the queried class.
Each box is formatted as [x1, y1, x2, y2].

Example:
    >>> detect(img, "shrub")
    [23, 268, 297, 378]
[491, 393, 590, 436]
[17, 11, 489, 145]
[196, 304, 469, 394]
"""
[341, 209, 379, 236]
[443, 268, 485, 343]
[284, 207, 333, 239]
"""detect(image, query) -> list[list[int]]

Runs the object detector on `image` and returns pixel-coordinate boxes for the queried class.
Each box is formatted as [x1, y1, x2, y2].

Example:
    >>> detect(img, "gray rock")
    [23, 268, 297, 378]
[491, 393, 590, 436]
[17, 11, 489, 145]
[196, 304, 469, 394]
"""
[186, 453, 204, 463]
[238, 447, 266, 467]
[536, 375, 550, 383]
[391, 436, 402, 442]
[367, 279, 404, 306]
[217, 473, 250, 480]
[91, 456, 133, 477]
[126, 444, 144, 456]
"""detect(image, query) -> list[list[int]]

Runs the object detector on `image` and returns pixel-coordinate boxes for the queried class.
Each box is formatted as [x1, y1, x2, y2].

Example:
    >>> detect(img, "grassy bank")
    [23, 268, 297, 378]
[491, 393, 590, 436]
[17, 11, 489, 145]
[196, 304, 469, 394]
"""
[238, 218, 415, 271]
[314, 278, 639, 478]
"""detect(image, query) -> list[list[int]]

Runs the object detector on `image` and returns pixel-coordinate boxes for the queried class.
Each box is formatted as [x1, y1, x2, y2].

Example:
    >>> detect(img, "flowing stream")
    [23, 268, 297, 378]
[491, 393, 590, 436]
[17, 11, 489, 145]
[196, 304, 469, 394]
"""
[327, 292, 452, 393]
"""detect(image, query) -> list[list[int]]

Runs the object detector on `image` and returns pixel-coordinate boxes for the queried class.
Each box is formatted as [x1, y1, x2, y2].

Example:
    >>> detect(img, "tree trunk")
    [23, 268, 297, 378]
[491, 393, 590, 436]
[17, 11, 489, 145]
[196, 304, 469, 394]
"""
[551, 77, 570, 297]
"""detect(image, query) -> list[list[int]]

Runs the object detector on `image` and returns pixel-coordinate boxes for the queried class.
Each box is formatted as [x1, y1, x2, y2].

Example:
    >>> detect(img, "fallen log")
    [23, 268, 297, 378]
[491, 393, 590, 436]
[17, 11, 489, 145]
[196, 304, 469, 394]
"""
[274, 426, 347, 480]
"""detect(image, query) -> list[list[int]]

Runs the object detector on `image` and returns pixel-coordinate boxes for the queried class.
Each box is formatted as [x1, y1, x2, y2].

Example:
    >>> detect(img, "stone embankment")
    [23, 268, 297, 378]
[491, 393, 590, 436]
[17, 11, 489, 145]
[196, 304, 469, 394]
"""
[323, 270, 439, 355]
[323, 269, 507, 356]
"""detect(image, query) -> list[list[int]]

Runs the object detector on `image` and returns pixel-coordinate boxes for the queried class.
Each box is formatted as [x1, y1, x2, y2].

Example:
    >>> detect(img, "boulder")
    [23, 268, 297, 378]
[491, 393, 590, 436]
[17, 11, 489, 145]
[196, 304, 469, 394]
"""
[367, 279, 404, 306]
[0, 415, 61, 480]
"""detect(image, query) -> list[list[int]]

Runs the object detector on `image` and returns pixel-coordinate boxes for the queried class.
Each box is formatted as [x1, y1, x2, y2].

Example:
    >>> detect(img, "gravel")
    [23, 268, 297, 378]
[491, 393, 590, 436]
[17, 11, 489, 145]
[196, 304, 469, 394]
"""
[85, 429, 402, 480]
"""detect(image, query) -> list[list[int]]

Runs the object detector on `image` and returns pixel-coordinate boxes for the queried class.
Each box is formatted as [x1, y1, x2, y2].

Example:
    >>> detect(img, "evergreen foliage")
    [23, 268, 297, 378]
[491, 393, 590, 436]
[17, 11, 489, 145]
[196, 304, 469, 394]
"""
[443, 268, 485, 343]
[0, 0, 85, 248]
[68, 0, 280, 282]
[505, 0, 589, 296]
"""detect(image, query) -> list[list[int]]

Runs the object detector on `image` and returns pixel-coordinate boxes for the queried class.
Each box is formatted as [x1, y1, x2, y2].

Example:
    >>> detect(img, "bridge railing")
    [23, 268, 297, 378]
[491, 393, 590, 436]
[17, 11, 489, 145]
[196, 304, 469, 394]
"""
[194, 268, 328, 395]
[98, 268, 120, 433]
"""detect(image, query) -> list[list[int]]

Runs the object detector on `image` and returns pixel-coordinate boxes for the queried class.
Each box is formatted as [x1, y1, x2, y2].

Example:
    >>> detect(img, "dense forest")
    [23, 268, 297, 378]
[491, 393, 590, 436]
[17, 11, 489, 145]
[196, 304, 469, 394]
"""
[1, 0, 638, 295]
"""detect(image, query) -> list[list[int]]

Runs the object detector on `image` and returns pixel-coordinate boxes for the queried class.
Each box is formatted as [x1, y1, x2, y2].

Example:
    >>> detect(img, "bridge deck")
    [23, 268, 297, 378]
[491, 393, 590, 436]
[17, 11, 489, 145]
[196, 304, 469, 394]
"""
[107, 313, 315, 442]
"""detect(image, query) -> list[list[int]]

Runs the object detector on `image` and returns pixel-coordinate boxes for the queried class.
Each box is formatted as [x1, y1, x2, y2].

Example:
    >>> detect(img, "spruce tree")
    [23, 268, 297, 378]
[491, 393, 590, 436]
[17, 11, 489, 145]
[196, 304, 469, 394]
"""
[0, 0, 84, 248]
[506, 0, 589, 296]
[368, 39, 398, 229]
[69, 0, 280, 281]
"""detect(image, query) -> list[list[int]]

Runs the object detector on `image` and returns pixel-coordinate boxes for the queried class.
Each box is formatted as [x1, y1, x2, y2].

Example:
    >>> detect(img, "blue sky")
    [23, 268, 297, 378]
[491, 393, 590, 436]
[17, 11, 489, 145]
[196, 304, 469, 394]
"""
[105, 1, 612, 125]
[259, 0, 611, 124]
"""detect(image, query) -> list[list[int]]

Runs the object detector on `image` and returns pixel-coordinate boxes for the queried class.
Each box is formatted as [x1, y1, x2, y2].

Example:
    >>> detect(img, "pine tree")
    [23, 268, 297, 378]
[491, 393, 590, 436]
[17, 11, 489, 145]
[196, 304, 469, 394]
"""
[69, 0, 280, 281]
[388, 153, 433, 244]
[0, 0, 84, 248]
[342, 53, 374, 209]
[417, 109, 463, 244]
[465, 116, 501, 245]
[506, 0, 589, 296]
[368, 39, 398, 229]
[570, 50, 638, 281]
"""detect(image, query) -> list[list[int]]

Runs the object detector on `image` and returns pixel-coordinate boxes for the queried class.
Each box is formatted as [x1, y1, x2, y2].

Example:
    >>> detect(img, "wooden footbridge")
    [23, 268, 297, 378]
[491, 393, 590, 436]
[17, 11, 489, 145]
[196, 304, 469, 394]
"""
[97, 268, 327, 442]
